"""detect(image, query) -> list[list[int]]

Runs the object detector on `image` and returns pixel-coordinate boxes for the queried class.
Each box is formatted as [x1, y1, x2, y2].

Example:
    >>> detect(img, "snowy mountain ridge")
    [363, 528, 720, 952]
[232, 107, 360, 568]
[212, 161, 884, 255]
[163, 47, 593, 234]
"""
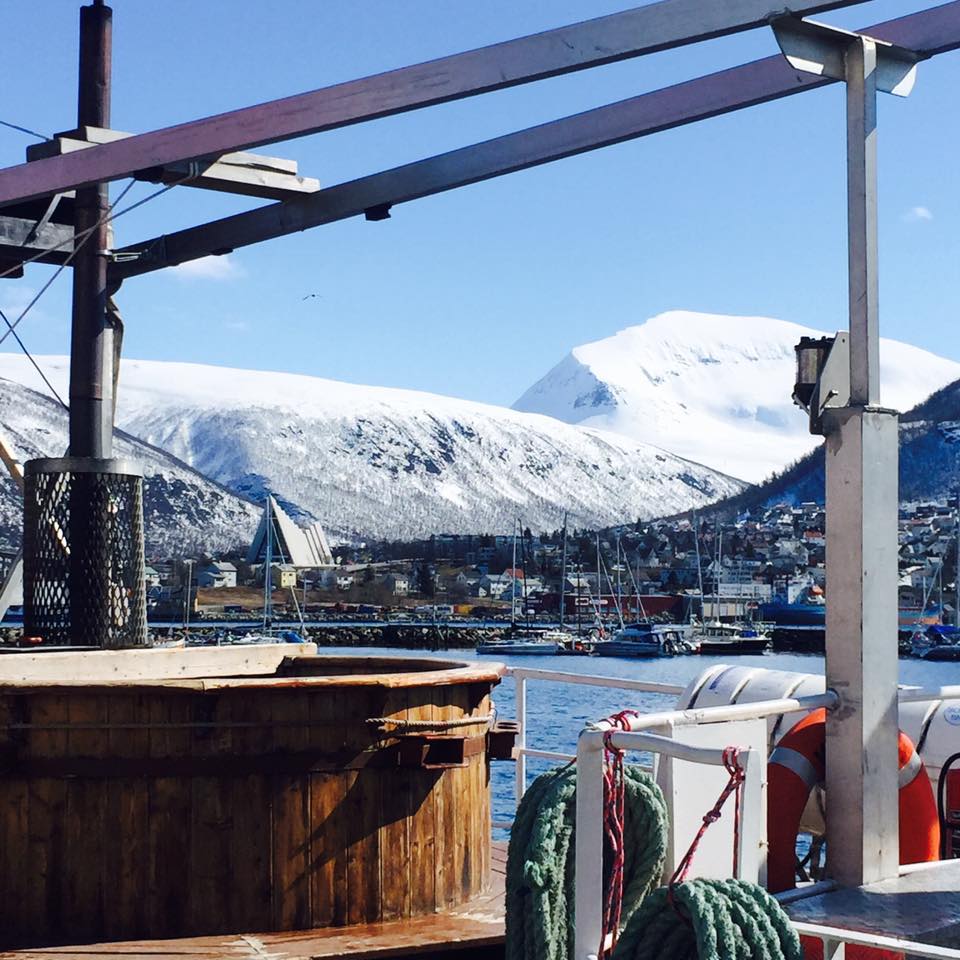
[513, 311, 960, 482]
[0, 377, 260, 555]
[0, 354, 745, 542]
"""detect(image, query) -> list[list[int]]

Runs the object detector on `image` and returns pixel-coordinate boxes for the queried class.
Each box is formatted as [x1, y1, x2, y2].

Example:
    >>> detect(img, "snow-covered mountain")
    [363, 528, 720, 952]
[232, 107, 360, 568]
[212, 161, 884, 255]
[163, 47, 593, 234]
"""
[0, 355, 745, 541]
[0, 377, 260, 555]
[697, 378, 960, 516]
[513, 311, 960, 482]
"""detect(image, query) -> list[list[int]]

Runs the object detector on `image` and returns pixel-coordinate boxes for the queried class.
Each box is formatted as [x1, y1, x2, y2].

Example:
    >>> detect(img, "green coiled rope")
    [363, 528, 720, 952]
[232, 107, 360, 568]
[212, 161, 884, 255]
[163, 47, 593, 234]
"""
[612, 879, 802, 960]
[505, 765, 802, 960]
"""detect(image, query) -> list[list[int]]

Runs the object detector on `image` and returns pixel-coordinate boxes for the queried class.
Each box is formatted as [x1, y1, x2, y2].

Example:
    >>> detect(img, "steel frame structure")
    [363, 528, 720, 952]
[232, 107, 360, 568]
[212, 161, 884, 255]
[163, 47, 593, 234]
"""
[0, 0, 959, 893]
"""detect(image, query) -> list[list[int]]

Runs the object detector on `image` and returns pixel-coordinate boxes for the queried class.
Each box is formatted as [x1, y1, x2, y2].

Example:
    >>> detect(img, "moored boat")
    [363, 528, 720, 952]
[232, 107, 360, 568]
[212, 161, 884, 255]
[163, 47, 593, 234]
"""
[693, 619, 771, 654]
[475, 632, 562, 655]
[590, 621, 694, 658]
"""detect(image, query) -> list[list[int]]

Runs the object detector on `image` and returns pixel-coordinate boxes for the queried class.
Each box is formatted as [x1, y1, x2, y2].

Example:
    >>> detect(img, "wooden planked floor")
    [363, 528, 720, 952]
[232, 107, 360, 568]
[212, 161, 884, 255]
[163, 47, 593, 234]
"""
[0, 843, 508, 960]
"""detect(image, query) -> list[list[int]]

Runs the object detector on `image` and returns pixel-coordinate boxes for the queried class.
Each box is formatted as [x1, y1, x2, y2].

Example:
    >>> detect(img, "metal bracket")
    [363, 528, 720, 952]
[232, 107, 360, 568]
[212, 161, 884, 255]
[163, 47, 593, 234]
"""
[488, 720, 521, 761]
[396, 733, 486, 769]
[772, 17, 924, 97]
[26, 126, 321, 202]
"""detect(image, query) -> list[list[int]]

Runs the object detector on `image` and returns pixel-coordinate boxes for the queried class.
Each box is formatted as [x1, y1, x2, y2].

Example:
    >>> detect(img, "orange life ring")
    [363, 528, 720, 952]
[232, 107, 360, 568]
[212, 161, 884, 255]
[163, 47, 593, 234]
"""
[767, 707, 940, 895]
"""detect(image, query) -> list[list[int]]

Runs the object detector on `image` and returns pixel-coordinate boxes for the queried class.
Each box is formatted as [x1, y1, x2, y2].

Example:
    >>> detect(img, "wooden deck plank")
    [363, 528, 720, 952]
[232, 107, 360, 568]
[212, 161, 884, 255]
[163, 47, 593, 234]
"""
[0, 843, 507, 960]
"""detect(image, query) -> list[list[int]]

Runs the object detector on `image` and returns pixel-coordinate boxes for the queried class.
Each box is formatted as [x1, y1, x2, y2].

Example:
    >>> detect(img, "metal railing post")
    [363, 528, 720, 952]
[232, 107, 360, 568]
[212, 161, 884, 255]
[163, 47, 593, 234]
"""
[737, 746, 766, 886]
[515, 670, 528, 804]
[574, 729, 605, 960]
[823, 938, 847, 960]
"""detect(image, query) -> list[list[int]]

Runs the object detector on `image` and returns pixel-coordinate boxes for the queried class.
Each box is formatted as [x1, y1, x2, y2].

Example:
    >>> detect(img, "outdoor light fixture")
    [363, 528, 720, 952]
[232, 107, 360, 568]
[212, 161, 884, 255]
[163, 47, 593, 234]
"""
[793, 333, 850, 436]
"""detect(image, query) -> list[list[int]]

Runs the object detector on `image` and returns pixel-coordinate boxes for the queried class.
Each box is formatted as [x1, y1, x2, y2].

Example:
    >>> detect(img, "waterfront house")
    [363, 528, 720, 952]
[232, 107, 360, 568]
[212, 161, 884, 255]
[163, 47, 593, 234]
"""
[197, 561, 238, 589]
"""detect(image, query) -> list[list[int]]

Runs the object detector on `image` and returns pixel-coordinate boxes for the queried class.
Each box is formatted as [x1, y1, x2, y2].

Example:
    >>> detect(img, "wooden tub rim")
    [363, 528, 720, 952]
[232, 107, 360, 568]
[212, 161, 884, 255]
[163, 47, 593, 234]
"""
[0, 652, 506, 692]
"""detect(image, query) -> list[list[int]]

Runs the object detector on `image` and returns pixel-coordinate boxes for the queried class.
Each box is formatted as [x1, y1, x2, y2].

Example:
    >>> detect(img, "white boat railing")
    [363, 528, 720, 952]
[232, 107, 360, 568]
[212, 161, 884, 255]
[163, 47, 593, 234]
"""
[491, 667, 960, 960]
[574, 689, 838, 960]
[490, 666, 684, 829]
[790, 923, 960, 960]
[898, 684, 960, 702]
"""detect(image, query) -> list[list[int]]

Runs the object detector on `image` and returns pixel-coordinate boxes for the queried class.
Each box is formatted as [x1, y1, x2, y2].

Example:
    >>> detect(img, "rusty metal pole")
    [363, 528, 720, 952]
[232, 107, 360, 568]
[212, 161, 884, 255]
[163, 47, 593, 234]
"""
[19, 2, 144, 649]
[70, 0, 113, 458]
[68, 0, 114, 648]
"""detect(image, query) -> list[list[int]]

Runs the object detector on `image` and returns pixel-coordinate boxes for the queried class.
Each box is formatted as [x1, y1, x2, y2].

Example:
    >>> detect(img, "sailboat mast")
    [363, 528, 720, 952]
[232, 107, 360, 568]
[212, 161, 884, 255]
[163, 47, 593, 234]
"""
[626, 549, 647, 622]
[510, 518, 517, 629]
[616, 533, 622, 623]
[576, 548, 582, 636]
[596, 531, 601, 626]
[693, 511, 705, 621]
[263, 496, 273, 632]
[956, 491, 959, 627]
[559, 513, 568, 630]
[520, 519, 530, 631]
[715, 519, 722, 621]
[939, 561, 943, 617]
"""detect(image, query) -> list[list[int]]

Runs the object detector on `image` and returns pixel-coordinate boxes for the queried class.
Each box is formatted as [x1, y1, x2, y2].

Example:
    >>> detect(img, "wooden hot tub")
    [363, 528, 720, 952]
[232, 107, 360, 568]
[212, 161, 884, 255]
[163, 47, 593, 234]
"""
[0, 646, 504, 947]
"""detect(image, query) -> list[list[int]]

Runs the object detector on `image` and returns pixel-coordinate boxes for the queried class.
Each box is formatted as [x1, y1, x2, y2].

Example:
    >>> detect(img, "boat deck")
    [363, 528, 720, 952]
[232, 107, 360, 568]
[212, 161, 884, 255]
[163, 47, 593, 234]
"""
[0, 843, 508, 960]
[786, 860, 960, 948]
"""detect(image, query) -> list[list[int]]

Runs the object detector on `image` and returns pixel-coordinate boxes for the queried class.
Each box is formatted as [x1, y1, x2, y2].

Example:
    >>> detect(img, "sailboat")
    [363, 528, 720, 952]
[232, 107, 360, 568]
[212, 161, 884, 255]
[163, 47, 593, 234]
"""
[690, 517, 770, 654]
[476, 520, 562, 656]
[552, 514, 592, 655]
[589, 530, 694, 657]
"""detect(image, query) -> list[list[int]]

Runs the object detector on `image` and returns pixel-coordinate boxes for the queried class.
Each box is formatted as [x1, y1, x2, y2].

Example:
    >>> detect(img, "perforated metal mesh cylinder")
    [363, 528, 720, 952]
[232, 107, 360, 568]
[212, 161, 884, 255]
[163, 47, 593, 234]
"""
[23, 458, 148, 648]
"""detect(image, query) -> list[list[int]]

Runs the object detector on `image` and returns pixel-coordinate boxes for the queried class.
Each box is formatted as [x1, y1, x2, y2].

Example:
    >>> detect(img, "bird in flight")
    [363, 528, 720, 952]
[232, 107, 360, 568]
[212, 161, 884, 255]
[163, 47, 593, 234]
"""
[301, 293, 324, 301]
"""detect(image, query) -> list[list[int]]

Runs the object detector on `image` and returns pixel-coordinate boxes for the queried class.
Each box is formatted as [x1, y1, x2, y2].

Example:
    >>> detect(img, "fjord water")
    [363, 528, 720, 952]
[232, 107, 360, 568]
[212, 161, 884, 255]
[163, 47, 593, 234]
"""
[320, 646, 960, 829]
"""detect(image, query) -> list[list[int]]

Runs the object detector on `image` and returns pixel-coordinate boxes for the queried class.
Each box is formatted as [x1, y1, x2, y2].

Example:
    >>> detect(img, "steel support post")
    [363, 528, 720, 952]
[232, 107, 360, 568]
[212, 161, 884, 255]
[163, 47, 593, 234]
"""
[59, 2, 146, 648]
[823, 35, 899, 886]
[846, 38, 880, 405]
[69, 0, 114, 459]
[824, 406, 900, 885]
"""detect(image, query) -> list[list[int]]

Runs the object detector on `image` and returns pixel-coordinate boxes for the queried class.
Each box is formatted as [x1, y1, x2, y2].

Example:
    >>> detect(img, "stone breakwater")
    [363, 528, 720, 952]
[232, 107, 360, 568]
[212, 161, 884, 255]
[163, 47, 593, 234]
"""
[2, 624, 508, 650]
[307, 624, 505, 650]
[126, 624, 507, 650]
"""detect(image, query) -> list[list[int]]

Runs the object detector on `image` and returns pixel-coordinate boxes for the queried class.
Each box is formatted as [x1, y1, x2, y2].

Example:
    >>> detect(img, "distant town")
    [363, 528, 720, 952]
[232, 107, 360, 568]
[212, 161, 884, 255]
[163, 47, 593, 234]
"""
[123, 496, 959, 632]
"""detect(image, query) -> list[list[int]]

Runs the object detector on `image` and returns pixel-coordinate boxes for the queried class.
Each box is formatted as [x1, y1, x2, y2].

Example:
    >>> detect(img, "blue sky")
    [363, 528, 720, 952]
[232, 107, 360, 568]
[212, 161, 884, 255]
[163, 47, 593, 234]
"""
[0, 1, 957, 407]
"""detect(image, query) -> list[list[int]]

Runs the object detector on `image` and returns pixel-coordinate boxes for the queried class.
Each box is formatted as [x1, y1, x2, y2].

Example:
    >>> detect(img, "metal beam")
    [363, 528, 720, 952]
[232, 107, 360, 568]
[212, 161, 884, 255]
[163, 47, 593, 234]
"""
[0, 213, 74, 267]
[28, 128, 321, 202]
[110, 1, 960, 281]
[0, 0, 873, 207]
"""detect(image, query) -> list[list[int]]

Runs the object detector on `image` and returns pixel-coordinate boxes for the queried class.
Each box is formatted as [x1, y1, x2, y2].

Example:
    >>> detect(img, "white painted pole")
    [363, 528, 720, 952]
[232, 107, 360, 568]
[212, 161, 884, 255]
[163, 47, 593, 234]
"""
[574, 730, 605, 960]
[515, 671, 528, 804]
[846, 37, 880, 407]
[737, 747, 766, 886]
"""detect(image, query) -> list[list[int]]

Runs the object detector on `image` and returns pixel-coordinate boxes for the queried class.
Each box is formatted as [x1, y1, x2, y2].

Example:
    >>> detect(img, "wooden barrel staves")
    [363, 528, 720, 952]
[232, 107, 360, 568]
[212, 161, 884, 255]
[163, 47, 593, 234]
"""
[0, 651, 503, 947]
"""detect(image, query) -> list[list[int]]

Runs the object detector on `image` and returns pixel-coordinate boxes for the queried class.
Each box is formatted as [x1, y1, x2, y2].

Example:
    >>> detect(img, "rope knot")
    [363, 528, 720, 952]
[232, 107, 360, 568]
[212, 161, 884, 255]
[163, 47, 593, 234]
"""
[723, 746, 745, 782]
[597, 709, 639, 960]
[669, 743, 748, 896]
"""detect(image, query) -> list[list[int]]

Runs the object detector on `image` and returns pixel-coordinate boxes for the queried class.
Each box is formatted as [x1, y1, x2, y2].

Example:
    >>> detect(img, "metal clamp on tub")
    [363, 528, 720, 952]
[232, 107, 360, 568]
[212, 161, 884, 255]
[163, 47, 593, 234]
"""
[488, 719, 521, 760]
[367, 712, 498, 769]
[396, 733, 487, 769]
